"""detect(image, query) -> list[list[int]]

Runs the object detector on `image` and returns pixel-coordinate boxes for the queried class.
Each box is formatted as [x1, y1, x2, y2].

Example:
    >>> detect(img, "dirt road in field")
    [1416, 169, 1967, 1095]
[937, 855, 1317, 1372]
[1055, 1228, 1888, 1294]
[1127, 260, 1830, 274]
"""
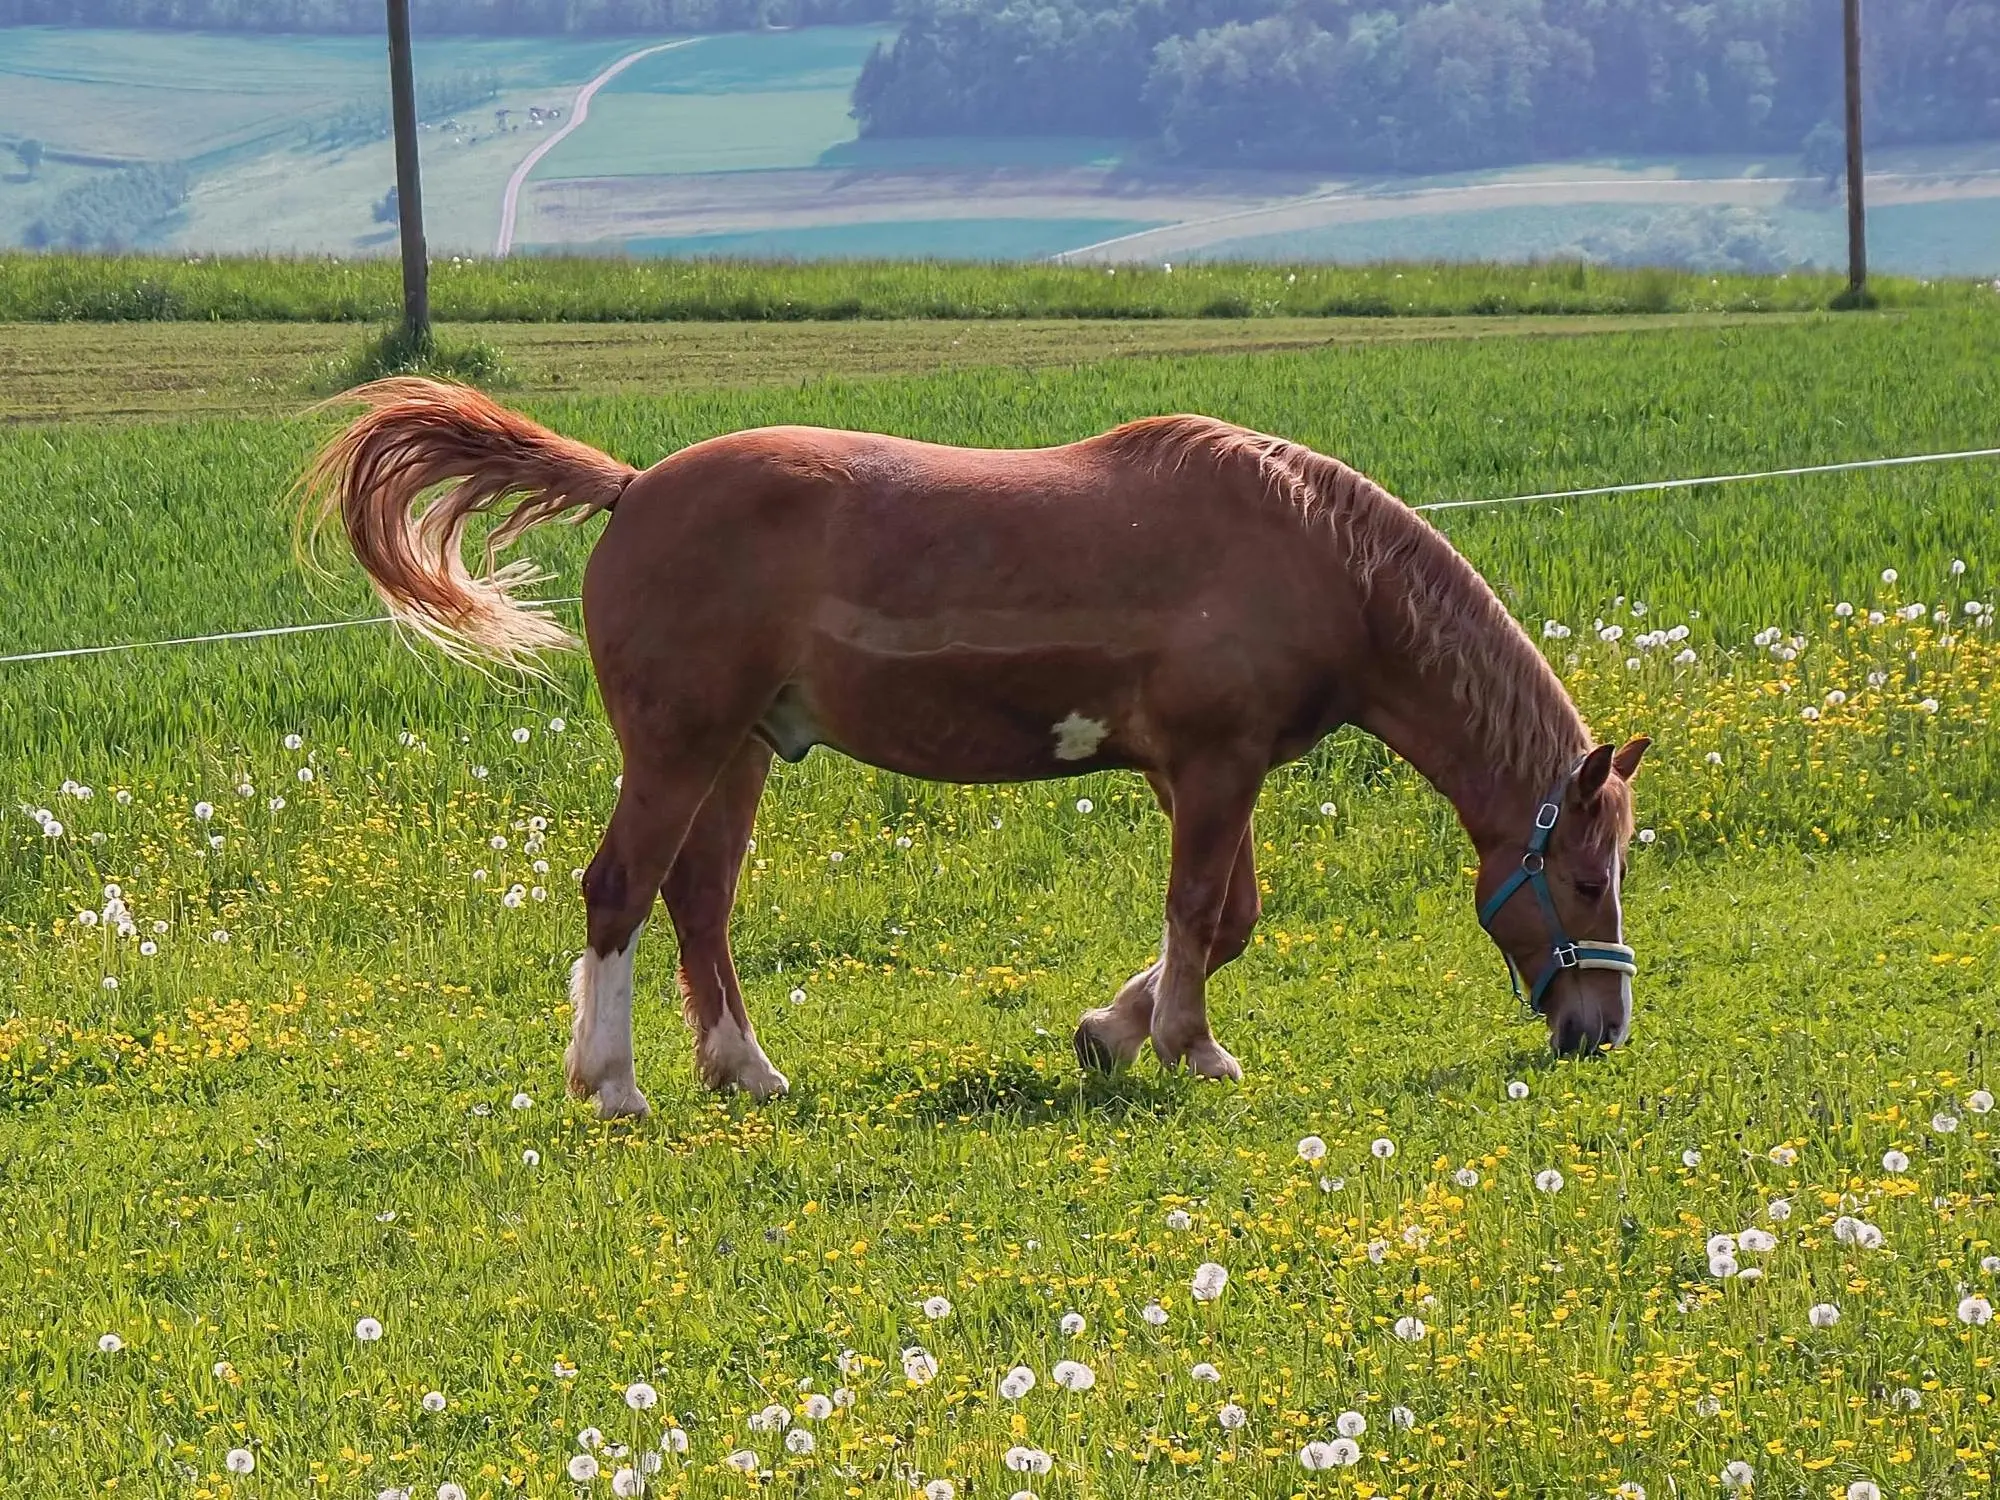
[495, 39, 700, 256]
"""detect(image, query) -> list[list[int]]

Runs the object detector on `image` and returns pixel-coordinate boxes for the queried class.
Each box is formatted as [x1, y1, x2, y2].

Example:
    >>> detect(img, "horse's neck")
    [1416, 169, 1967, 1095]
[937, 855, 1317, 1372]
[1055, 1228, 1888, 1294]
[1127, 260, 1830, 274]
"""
[1356, 626, 1587, 853]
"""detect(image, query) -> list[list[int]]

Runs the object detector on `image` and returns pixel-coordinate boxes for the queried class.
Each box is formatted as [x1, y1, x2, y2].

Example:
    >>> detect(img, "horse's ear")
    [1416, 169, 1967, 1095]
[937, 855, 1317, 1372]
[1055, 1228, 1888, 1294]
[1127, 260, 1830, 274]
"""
[1612, 735, 1651, 782]
[1576, 743, 1616, 799]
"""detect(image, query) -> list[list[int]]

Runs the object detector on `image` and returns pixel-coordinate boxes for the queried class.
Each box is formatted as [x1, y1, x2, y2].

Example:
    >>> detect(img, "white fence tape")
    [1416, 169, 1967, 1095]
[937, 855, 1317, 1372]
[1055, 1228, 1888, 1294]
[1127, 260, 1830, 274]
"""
[4, 445, 1997, 665]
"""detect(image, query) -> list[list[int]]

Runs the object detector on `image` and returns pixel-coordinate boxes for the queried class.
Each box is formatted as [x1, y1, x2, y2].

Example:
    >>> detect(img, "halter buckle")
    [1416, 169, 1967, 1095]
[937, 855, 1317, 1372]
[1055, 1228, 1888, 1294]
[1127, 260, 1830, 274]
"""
[1552, 942, 1580, 969]
[1533, 802, 1560, 831]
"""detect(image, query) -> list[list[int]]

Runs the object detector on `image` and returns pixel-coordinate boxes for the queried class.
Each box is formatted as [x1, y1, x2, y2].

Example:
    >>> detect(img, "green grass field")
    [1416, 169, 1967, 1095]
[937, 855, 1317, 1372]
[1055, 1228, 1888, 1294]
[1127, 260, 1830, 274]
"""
[3, 252, 1988, 323]
[5, 307, 2000, 1497]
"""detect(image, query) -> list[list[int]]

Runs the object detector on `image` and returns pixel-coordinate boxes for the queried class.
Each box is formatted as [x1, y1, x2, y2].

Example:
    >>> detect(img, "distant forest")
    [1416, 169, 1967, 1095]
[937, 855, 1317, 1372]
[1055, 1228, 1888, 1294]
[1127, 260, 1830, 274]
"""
[854, 0, 2000, 172]
[0, 0, 887, 28]
[9, 0, 1997, 174]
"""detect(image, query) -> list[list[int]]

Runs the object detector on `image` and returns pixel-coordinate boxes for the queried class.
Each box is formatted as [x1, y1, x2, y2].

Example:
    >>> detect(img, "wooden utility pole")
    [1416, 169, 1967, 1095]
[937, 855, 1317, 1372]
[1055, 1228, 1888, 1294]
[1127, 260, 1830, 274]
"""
[386, 0, 431, 345]
[1842, 0, 1868, 302]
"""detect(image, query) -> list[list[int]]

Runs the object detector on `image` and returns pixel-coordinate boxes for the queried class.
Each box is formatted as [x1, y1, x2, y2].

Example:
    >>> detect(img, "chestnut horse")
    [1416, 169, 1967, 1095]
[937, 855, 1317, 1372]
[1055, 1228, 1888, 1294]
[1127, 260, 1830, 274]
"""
[304, 379, 1648, 1118]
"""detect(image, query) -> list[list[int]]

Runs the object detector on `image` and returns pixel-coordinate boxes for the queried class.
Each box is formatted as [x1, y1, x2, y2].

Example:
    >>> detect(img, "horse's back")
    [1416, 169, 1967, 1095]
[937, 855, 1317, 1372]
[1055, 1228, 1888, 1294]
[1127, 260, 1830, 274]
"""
[586, 420, 1362, 780]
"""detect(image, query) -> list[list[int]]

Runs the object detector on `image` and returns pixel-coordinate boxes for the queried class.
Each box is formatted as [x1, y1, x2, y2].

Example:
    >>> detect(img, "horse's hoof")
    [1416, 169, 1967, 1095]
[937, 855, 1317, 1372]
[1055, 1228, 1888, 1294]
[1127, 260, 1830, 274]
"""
[1184, 1038, 1243, 1083]
[738, 1062, 790, 1102]
[1074, 1022, 1121, 1074]
[594, 1083, 652, 1120]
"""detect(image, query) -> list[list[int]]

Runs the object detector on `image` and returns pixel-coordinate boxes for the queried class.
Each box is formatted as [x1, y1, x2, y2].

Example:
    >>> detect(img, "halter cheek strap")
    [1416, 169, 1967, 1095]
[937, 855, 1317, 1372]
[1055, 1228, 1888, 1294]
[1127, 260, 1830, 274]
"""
[1476, 764, 1638, 1014]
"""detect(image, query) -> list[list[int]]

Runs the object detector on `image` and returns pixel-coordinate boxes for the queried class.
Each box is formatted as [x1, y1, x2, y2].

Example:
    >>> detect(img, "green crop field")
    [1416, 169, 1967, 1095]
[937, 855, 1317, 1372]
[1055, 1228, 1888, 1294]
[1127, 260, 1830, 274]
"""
[1196, 199, 2000, 280]
[528, 28, 896, 181]
[5, 306, 2000, 1499]
[0, 28, 650, 252]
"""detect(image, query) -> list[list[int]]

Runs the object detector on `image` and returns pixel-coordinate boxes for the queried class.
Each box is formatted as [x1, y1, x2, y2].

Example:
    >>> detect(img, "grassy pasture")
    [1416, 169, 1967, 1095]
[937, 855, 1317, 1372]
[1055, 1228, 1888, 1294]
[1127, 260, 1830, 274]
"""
[5, 309, 2000, 1497]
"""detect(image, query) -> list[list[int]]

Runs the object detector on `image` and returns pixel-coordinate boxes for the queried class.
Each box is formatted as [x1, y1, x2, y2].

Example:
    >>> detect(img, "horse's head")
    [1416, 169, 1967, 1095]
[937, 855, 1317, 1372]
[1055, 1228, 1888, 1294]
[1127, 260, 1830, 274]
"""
[1475, 737, 1649, 1056]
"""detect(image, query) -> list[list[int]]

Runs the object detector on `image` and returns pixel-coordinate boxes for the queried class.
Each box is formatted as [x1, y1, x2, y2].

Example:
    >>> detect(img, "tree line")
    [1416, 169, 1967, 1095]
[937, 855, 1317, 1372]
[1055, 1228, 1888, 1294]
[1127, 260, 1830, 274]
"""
[21, 163, 188, 250]
[852, 0, 2000, 172]
[0, 0, 886, 29]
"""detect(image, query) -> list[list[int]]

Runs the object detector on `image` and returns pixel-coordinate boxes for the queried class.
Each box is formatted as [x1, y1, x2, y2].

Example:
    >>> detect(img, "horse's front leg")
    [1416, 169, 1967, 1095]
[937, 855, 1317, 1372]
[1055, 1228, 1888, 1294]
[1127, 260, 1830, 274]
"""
[1147, 757, 1263, 1081]
[662, 739, 788, 1100]
[1075, 774, 1262, 1074]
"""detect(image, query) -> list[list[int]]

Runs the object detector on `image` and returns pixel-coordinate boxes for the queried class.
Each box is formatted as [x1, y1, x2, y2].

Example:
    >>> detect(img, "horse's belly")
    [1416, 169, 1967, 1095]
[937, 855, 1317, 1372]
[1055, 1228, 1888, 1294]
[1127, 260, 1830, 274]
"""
[781, 605, 1161, 781]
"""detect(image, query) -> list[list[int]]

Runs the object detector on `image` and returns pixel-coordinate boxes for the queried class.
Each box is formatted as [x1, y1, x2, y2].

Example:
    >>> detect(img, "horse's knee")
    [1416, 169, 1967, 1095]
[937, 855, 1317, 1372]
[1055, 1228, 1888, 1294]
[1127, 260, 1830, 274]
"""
[584, 848, 653, 957]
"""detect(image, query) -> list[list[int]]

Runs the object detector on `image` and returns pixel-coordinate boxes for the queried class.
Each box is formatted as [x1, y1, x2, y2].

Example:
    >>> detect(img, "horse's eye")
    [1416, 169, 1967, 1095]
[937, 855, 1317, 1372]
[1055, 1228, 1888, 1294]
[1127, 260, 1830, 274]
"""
[1573, 879, 1607, 901]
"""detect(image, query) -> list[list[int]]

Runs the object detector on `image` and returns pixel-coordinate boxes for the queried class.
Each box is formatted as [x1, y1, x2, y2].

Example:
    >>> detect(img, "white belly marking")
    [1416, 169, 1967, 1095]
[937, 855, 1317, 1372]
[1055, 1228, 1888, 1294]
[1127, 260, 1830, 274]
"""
[1052, 712, 1110, 761]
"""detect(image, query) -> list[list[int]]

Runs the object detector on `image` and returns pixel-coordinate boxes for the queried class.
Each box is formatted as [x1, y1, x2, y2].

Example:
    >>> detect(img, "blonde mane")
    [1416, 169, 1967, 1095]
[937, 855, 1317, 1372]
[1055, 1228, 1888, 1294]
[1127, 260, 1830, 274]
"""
[1101, 415, 1591, 781]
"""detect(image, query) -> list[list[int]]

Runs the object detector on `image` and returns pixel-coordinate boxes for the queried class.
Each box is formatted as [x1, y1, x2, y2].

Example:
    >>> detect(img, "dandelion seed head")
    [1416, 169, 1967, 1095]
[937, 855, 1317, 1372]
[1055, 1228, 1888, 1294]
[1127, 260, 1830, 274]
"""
[1052, 1359, 1095, 1390]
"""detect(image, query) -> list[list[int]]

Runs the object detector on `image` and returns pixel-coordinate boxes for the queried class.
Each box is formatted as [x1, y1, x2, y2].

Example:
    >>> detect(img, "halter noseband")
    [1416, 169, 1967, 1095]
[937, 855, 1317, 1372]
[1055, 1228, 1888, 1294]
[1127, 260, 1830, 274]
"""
[1475, 761, 1637, 1015]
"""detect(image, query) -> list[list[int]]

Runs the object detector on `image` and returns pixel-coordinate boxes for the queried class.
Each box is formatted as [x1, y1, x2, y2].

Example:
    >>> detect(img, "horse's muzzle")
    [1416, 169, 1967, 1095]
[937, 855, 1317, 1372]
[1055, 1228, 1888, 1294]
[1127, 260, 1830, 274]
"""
[1549, 972, 1632, 1056]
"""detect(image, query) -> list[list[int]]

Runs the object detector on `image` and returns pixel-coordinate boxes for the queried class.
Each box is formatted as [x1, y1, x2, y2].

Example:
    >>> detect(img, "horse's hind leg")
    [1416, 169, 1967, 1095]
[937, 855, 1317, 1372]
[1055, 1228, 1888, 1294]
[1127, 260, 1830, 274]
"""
[1148, 757, 1263, 1081]
[661, 739, 788, 1099]
[567, 762, 722, 1119]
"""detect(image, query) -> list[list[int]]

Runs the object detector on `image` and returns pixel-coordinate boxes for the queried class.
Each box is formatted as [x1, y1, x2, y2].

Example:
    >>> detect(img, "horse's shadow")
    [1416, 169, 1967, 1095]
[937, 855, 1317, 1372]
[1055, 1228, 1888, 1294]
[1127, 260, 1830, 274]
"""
[843, 1054, 1192, 1127]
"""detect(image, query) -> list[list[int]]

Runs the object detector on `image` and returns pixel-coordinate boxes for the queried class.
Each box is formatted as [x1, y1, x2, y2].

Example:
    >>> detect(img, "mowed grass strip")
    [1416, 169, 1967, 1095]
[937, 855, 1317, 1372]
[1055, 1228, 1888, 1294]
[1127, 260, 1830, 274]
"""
[2, 309, 1999, 1497]
[3, 250, 1989, 323]
[0, 310, 1805, 424]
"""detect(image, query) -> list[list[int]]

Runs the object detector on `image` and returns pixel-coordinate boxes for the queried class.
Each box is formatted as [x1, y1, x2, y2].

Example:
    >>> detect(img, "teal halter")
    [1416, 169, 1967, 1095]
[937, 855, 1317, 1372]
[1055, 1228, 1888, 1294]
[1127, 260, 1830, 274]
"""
[1476, 761, 1638, 1015]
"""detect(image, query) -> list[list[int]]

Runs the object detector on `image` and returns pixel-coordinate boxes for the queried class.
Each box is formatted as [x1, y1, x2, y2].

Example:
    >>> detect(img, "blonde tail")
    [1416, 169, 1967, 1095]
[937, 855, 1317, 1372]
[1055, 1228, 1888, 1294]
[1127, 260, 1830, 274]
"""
[298, 377, 634, 670]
